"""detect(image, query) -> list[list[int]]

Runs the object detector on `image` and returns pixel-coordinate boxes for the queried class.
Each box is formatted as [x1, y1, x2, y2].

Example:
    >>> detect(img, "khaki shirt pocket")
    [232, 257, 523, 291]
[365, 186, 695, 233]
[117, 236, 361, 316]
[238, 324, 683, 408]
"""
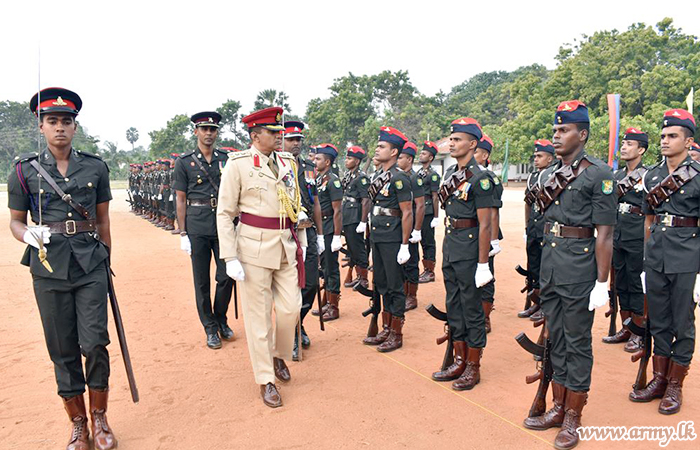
[238, 225, 262, 258]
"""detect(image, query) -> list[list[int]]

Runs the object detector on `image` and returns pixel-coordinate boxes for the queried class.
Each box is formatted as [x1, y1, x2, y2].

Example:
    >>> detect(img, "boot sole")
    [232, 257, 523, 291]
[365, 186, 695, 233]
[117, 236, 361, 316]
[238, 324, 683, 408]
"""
[377, 345, 402, 353]
[431, 375, 460, 382]
[523, 423, 562, 431]
[658, 407, 680, 415]
[628, 395, 663, 403]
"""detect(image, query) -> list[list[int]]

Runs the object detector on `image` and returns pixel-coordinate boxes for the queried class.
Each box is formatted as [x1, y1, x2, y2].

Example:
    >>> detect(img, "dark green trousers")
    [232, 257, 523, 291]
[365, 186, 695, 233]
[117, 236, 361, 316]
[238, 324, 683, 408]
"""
[322, 234, 341, 294]
[526, 235, 542, 290]
[403, 242, 420, 284]
[372, 241, 406, 318]
[343, 224, 368, 269]
[189, 234, 233, 335]
[443, 259, 485, 348]
[300, 227, 319, 323]
[481, 255, 496, 304]
[420, 214, 436, 261]
[612, 239, 644, 315]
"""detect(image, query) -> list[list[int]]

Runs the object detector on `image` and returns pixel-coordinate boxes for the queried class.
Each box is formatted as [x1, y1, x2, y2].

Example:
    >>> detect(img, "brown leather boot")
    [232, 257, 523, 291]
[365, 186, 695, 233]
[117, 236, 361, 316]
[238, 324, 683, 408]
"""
[88, 388, 117, 450]
[452, 347, 482, 390]
[355, 267, 369, 290]
[364, 312, 392, 345]
[405, 282, 419, 311]
[529, 309, 544, 322]
[482, 301, 493, 334]
[312, 290, 328, 316]
[554, 390, 586, 450]
[343, 266, 356, 287]
[659, 361, 689, 415]
[517, 289, 540, 318]
[523, 382, 567, 430]
[418, 260, 436, 283]
[63, 394, 90, 450]
[322, 292, 340, 321]
[602, 310, 632, 344]
[624, 314, 644, 353]
[164, 219, 174, 231]
[630, 355, 669, 402]
[377, 316, 404, 353]
[432, 341, 467, 381]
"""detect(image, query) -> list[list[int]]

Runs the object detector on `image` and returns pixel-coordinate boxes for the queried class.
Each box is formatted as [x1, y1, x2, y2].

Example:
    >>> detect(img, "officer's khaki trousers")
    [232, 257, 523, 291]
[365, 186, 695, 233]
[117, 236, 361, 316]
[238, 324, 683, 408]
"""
[239, 257, 301, 385]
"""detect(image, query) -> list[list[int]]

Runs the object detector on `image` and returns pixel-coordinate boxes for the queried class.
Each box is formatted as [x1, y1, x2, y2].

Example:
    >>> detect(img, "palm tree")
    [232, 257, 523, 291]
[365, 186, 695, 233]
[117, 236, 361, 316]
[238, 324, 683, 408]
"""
[253, 89, 290, 112]
[126, 127, 139, 150]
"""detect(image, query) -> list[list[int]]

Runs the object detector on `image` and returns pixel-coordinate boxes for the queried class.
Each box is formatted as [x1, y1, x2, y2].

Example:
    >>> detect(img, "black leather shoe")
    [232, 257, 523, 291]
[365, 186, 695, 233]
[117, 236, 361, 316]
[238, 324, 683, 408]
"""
[220, 325, 234, 341]
[300, 326, 311, 349]
[273, 357, 291, 382]
[207, 333, 222, 349]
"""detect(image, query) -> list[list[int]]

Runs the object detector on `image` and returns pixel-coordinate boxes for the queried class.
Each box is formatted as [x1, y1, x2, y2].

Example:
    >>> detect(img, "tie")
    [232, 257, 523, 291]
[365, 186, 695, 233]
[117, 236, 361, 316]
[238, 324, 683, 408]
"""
[268, 155, 279, 178]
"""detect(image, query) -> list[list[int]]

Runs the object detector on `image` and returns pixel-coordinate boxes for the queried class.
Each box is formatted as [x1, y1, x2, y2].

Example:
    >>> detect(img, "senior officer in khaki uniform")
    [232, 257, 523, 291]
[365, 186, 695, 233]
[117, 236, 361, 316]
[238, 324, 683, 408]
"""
[216, 107, 306, 408]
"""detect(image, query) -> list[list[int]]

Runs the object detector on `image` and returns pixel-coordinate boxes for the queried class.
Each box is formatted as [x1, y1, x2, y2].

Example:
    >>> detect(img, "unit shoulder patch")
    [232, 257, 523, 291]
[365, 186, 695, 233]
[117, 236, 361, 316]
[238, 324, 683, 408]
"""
[479, 178, 491, 190]
[602, 179, 613, 195]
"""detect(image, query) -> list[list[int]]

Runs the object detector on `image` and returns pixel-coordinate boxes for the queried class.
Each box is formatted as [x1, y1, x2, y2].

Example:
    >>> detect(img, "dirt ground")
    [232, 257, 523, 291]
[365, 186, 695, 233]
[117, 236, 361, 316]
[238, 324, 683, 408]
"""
[1, 187, 698, 450]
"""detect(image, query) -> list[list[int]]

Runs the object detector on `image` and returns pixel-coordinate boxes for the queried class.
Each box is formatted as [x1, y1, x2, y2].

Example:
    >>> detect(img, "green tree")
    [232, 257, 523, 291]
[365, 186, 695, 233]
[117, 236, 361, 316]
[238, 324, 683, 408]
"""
[148, 114, 194, 159]
[254, 89, 290, 112]
[125, 127, 139, 150]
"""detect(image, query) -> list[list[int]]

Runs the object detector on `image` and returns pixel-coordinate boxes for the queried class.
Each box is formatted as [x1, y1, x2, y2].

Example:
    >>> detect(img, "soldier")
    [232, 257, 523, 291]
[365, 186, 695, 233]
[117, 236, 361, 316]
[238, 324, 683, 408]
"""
[169, 153, 181, 234]
[341, 146, 371, 289]
[160, 159, 175, 231]
[173, 111, 234, 350]
[603, 127, 648, 352]
[283, 120, 322, 360]
[633, 109, 698, 415]
[397, 141, 425, 311]
[430, 118, 496, 391]
[417, 141, 441, 283]
[523, 101, 616, 450]
[8, 88, 117, 450]
[518, 140, 556, 319]
[362, 127, 413, 352]
[474, 135, 503, 333]
[217, 106, 306, 408]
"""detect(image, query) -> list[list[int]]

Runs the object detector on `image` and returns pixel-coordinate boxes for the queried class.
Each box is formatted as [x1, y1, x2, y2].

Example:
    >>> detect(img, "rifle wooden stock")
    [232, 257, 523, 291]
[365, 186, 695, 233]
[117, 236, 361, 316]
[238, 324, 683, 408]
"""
[436, 332, 449, 346]
[515, 264, 532, 310]
[516, 324, 552, 419]
[366, 314, 379, 338]
[605, 267, 618, 336]
[623, 299, 651, 391]
[426, 304, 454, 370]
[526, 370, 542, 385]
[317, 285, 325, 331]
[233, 281, 239, 320]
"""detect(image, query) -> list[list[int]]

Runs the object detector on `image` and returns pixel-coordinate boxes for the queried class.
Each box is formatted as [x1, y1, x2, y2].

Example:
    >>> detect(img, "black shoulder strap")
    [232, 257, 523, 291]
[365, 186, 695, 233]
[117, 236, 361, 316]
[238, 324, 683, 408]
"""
[191, 154, 219, 194]
[28, 160, 93, 220]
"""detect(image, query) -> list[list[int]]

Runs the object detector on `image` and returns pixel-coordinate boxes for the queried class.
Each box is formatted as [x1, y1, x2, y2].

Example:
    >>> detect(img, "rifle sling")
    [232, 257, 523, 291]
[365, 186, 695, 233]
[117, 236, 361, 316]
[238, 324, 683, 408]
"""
[28, 160, 93, 221]
[617, 167, 645, 199]
[536, 159, 592, 211]
[191, 154, 219, 195]
[438, 167, 474, 206]
[646, 164, 700, 209]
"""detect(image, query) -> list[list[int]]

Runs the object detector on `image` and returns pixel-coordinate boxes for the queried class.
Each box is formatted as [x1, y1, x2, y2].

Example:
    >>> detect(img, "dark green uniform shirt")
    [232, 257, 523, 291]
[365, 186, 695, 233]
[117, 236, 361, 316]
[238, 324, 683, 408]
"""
[526, 169, 547, 239]
[369, 165, 412, 243]
[614, 165, 647, 244]
[317, 171, 343, 235]
[296, 156, 317, 216]
[484, 167, 504, 240]
[7, 148, 112, 280]
[341, 168, 369, 226]
[417, 166, 441, 216]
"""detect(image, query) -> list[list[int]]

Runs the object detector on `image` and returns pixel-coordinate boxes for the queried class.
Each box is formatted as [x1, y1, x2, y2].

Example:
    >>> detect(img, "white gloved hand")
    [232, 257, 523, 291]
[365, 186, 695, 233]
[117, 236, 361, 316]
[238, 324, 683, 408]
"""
[430, 217, 439, 229]
[693, 274, 700, 303]
[23, 226, 51, 249]
[180, 234, 191, 255]
[475, 263, 494, 287]
[588, 281, 609, 311]
[226, 258, 245, 281]
[297, 210, 309, 222]
[640, 272, 646, 294]
[302, 246, 307, 262]
[397, 244, 410, 265]
[488, 239, 502, 257]
[331, 235, 342, 252]
[356, 221, 367, 234]
[523, 231, 528, 243]
[409, 229, 422, 243]
[316, 235, 325, 254]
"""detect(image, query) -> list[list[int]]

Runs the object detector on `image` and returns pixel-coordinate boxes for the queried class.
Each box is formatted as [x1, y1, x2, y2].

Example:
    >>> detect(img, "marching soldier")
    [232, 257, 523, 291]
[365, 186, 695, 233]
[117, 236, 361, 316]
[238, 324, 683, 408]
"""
[8, 88, 117, 450]
[397, 141, 425, 311]
[315, 144, 344, 321]
[341, 146, 371, 289]
[217, 106, 306, 408]
[603, 127, 648, 352]
[518, 140, 556, 319]
[362, 127, 413, 352]
[417, 141, 441, 283]
[430, 118, 496, 391]
[160, 159, 175, 231]
[173, 111, 234, 350]
[633, 109, 698, 415]
[523, 101, 616, 450]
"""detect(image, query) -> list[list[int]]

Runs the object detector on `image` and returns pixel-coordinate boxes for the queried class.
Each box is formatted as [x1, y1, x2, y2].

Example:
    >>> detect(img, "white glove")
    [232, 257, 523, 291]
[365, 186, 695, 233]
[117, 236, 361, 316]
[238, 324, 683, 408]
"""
[397, 244, 410, 265]
[226, 258, 245, 281]
[356, 221, 367, 234]
[640, 272, 646, 294]
[430, 217, 439, 229]
[23, 226, 51, 249]
[316, 235, 325, 254]
[297, 210, 309, 222]
[302, 246, 307, 262]
[331, 235, 342, 252]
[409, 229, 422, 243]
[180, 235, 191, 255]
[523, 231, 528, 243]
[693, 274, 700, 303]
[488, 239, 501, 257]
[588, 281, 609, 311]
[475, 263, 493, 288]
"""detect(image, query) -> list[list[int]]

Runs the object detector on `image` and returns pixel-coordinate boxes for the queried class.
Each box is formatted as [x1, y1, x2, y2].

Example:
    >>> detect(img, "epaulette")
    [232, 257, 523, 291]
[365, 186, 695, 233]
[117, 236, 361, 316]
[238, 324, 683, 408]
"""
[689, 160, 700, 171]
[219, 148, 230, 154]
[229, 150, 251, 160]
[179, 150, 195, 158]
[13, 152, 39, 165]
[277, 151, 294, 159]
[77, 150, 103, 160]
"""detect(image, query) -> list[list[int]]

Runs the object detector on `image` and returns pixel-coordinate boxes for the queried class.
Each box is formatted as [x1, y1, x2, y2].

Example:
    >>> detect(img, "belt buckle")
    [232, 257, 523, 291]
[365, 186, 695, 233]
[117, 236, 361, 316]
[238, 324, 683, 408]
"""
[661, 214, 673, 227]
[65, 220, 77, 235]
[210, 198, 218, 208]
[550, 222, 562, 237]
[619, 203, 631, 214]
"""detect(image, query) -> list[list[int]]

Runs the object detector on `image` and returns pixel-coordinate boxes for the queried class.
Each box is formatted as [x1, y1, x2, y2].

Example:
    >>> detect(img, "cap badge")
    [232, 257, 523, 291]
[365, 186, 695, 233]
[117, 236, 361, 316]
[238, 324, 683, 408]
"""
[53, 97, 67, 106]
[563, 103, 572, 111]
[275, 112, 282, 122]
[672, 111, 681, 117]
[208, 117, 214, 123]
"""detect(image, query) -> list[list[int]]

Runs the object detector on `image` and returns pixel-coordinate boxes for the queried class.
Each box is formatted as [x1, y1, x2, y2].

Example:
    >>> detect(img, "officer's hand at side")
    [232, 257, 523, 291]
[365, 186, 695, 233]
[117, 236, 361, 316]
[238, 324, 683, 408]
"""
[331, 235, 342, 252]
[297, 210, 309, 222]
[488, 239, 501, 257]
[356, 221, 367, 234]
[475, 263, 493, 288]
[523, 230, 527, 243]
[226, 258, 245, 281]
[397, 244, 410, 265]
[430, 218, 439, 229]
[409, 229, 422, 243]
[588, 281, 609, 311]
[302, 246, 307, 262]
[23, 226, 51, 249]
[640, 272, 646, 294]
[316, 235, 325, 254]
[180, 234, 191, 255]
[694, 274, 700, 303]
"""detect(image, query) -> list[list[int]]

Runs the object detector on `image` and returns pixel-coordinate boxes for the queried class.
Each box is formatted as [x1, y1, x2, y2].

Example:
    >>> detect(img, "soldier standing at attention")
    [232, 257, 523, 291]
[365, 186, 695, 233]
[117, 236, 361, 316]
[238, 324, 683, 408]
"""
[397, 141, 425, 311]
[217, 107, 306, 408]
[524, 101, 616, 450]
[362, 127, 413, 352]
[173, 112, 234, 350]
[417, 141, 441, 283]
[430, 118, 496, 391]
[603, 127, 648, 352]
[341, 146, 371, 289]
[8, 88, 117, 450]
[632, 109, 699, 415]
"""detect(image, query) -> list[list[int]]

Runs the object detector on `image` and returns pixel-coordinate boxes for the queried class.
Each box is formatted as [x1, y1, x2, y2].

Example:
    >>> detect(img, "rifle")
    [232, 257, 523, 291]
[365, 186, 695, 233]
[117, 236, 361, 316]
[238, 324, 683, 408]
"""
[515, 323, 552, 418]
[515, 264, 533, 311]
[624, 297, 650, 390]
[316, 284, 325, 331]
[105, 258, 139, 403]
[605, 267, 618, 336]
[426, 303, 454, 371]
[233, 281, 238, 320]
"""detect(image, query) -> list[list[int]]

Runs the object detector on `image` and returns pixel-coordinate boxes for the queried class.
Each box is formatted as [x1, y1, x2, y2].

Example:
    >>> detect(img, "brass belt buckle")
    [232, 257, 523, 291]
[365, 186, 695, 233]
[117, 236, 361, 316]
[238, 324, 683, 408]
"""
[65, 220, 77, 235]
[550, 222, 562, 237]
[210, 198, 218, 208]
[661, 214, 673, 227]
[619, 203, 631, 214]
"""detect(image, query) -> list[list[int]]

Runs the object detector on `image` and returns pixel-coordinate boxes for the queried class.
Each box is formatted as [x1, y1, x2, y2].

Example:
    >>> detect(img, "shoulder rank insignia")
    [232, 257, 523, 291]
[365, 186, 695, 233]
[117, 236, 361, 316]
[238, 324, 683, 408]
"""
[602, 179, 613, 195]
[417, 178, 423, 186]
[333, 180, 341, 188]
[229, 150, 251, 160]
[395, 180, 403, 190]
[431, 174, 438, 182]
[493, 176, 501, 185]
[480, 178, 491, 190]
[361, 178, 368, 185]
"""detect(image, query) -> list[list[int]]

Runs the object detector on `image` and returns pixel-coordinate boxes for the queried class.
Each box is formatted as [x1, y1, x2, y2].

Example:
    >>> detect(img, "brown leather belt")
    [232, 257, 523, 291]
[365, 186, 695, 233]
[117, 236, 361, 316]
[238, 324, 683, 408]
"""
[653, 214, 699, 227]
[372, 206, 401, 217]
[45, 219, 97, 235]
[544, 222, 594, 238]
[188, 198, 217, 207]
[445, 217, 478, 229]
[618, 202, 643, 215]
